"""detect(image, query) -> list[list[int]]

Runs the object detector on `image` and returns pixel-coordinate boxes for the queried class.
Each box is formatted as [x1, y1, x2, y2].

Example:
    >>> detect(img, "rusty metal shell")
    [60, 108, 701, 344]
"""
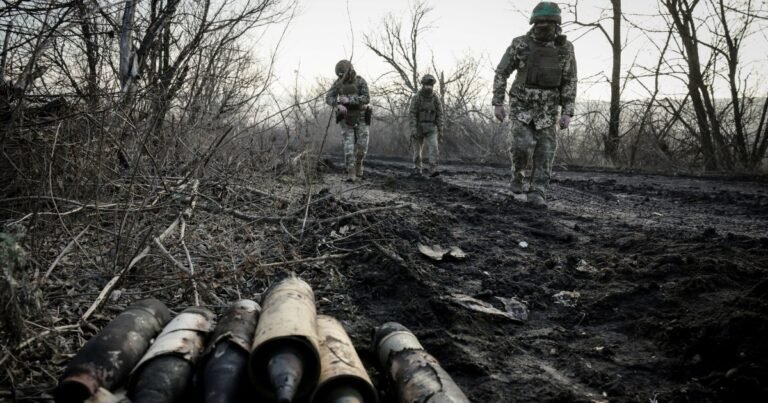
[373, 322, 469, 403]
[201, 342, 251, 403]
[388, 349, 469, 403]
[55, 298, 170, 403]
[373, 322, 424, 368]
[199, 300, 260, 403]
[131, 306, 214, 379]
[129, 355, 194, 403]
[249, 276, 321, 401]
[205, 299, 261, 354]
[311, 315, 378, 403]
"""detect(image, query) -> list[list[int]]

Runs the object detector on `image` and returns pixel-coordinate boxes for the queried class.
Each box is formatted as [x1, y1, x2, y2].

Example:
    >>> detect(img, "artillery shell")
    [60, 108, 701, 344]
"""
[311, 315, 377, 403]
[250, 276, 321, 402]
[373, 322, 469, 403]
[128, 306, 214, 403]
[55, 298, 171, 403]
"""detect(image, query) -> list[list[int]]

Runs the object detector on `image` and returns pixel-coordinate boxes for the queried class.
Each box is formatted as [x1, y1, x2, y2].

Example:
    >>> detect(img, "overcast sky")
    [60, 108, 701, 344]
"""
[256, 0, 768, 102]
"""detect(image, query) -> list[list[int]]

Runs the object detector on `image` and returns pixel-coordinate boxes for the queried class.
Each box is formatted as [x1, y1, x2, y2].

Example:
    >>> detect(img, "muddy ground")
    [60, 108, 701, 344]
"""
[2, 156, 767, 402]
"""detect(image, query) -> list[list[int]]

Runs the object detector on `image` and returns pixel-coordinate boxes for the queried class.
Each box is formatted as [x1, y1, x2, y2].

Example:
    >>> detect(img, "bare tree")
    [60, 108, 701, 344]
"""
[705, 0, 768, 169]
[569, 0, 624, 164]
[661, 0, 728, 169]
[364, 0, 432, 94]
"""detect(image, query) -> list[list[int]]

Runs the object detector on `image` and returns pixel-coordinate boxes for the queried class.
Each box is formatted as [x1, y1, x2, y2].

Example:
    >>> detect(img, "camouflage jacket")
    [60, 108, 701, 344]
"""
[492, 31, 577, 130]
[408, 89, 444, 135]
[325, 75, 370, 108]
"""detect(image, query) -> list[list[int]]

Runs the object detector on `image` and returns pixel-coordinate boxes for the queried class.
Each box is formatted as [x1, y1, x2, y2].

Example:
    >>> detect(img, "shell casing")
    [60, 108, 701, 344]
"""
[249, 276, 321, 402]
[311, 315, 377, 403]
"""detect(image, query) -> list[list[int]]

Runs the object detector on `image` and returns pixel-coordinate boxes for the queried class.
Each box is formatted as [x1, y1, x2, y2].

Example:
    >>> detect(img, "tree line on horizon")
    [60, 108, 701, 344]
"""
[1, 0, 768, 206]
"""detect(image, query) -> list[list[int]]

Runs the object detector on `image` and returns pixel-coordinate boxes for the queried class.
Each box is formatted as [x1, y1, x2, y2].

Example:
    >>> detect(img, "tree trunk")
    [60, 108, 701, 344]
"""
[716, 0, 748, 166]
[752, 94, 768, 169]
[119, 0, 138, 96]
[664, 0, 720, 170]
[77, 0, 99, 110]
[606, 0, 622, 164]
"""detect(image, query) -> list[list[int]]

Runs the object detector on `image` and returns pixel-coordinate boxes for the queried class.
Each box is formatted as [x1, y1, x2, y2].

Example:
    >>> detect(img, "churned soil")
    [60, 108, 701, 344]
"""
[316, 158, 768, 403]
[2, 156, 767, 402]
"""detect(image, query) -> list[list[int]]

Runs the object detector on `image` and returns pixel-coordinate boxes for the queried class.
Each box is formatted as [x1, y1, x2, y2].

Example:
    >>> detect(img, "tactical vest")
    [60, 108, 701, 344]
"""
[416, 94, 438, 134]
[339, 80, 362, 125]
[513, 39, 566, 90]
[417, 94, 438, 123]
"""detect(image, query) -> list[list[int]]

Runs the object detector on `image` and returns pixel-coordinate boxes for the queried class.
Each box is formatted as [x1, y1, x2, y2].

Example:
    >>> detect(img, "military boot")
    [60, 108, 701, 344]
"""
[355, 158, 364, 178]
[510, 179, 526, 193]
[345, 167, 357, 183]
[526, 191, 547, 208]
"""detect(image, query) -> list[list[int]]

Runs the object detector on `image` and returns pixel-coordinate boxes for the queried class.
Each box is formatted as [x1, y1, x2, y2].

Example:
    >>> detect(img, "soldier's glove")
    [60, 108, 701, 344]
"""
[559, 115, 571, 129]
[494, 105, 506, 122]
[336, 104, 348, 115]
[338, 95, 350, 104]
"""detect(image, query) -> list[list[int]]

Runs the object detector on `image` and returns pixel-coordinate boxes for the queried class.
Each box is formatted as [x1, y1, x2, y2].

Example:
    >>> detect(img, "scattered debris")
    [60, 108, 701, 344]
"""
[418, 244, 467, 261]
[448, 246, 467, 259]
[518, 241, 529, 248]
[574, 259, 599, 273]
[330, 225, 354, 238]
[445, 293, 527, 323]
[495, 296, 530, 322]
[553, 291, 581, 307]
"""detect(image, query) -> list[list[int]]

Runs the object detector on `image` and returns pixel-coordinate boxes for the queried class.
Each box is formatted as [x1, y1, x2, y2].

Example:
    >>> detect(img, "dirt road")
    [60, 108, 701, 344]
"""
[313, 157, 768, 402]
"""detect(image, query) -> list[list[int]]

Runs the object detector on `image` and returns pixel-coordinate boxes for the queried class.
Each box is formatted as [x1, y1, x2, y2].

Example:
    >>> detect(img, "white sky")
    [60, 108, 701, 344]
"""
[256, 0, 768, 101]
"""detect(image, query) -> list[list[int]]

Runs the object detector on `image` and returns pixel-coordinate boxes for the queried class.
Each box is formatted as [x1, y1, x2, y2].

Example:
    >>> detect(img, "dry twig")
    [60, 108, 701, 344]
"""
[41, 225, 90, 283]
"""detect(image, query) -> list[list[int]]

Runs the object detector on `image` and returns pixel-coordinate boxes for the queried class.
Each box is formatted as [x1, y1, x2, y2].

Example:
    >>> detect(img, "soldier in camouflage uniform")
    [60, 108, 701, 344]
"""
[408, 74, 444, 177]
[492, 2, 577, 207]
[326, 59, 371, 182]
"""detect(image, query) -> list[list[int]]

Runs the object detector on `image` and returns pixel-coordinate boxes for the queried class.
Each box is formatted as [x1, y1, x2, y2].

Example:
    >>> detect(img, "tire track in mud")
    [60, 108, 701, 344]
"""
[334, 158, 768, 402]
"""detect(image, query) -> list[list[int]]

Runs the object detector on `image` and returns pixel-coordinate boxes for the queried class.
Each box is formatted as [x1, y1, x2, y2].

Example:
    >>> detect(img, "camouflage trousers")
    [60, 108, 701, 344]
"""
[507, 119, 558, 195]
[412, 130, 439, 173]
[341, 122, 369, 173]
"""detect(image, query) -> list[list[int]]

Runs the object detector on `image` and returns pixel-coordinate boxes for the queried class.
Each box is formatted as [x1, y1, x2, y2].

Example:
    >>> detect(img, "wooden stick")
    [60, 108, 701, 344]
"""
[299, 184, 313, 239]
[203, 201, 415, 225]
[373, 241, 405, 264]
[0, 324, 80, 368]
[250, 253, 349, 269]
[153, 237, 191, 275]
[182, 179, 200, 219]
[0, 195, 119, 208]
[315, 203, 415, 224]
[226, 183, 292, 204]
[42, 225, 90, 282]
[81, 212, 183, 322]
[180, 217, 199, 306]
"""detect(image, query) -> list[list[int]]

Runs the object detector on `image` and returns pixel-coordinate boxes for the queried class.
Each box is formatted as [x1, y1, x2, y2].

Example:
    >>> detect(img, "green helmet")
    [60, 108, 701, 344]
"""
[420, 74, 436, 85]
[530, 2, 561, 25]
[335, 59, 353, 77]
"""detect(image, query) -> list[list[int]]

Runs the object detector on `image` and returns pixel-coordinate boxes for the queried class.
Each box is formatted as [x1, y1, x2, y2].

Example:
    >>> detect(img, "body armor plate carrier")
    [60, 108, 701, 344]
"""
[525, 42, 564, 89]
[340, 81, 361, 126]
[417, 94, 438, 133]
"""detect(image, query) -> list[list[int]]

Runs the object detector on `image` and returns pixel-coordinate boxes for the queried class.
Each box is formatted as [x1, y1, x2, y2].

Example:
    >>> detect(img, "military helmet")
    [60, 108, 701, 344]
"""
[335, 59, 353, 77]
[530, 2, 562, 25]
[420, 74, 437, 85]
